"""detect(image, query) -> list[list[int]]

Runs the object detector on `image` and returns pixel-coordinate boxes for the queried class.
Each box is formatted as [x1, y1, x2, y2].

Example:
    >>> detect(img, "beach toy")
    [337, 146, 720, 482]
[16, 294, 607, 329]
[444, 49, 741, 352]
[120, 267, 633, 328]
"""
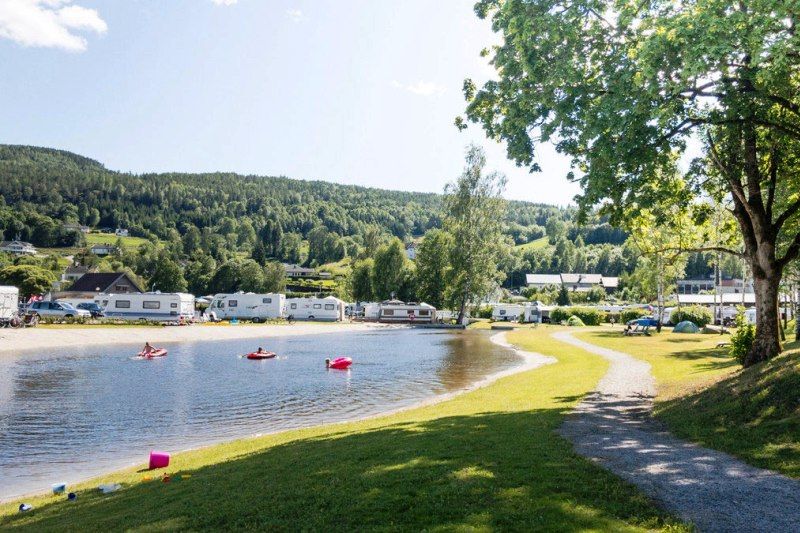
[52, 482, 66, 494]
[98, 483, 121, 494]
[67, 492, 77, 501]
[246, 351, 276, 360]
[137, 348, 167, 358]
[149, 451, 170, 469]
[19, 503, 32, 513]
[327, 357, 352, 370]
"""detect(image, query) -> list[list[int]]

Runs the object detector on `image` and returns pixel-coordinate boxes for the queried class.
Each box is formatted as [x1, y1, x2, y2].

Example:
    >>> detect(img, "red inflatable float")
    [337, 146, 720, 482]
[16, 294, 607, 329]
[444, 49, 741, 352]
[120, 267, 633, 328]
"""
[326, 357, 352, 370]
[138, 348, 167, 358]
[246, 351, 277, 360]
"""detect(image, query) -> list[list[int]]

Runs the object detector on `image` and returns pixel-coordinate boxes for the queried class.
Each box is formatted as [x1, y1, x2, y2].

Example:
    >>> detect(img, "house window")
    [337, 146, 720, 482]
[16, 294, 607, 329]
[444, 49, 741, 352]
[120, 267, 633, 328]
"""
[313, 304, 322, 309]
[324, 304, 334, 310]
[115, 284, 128, 292]
[143, 301, 160, 310]
[263, 298, 272, 304]
[115, 300, 131, 309]
[384, 310, 394, 316]
[228, 300, 238, 308]
[290, 303, 297, 310]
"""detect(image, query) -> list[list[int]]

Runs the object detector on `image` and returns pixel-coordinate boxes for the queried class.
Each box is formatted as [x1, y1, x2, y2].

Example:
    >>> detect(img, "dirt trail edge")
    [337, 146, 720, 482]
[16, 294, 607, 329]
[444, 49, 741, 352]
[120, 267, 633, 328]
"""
[554, 330, 800, 533]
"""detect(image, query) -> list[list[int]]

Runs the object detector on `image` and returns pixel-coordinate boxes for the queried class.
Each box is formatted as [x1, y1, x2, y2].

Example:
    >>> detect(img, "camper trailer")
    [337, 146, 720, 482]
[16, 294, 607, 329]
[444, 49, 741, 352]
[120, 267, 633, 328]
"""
[522, 301, 552, 323]
[207, 293, 285, 322]
[491, 303, 524, 322]
[285, 296, 345, 321]
[98, 292, 195, 322]
[377, 300, 436, 324]
[0, 286, 19, 322]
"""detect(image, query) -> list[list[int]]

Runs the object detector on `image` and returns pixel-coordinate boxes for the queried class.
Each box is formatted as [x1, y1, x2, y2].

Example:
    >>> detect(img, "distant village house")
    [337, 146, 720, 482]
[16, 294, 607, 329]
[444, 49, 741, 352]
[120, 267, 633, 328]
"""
[53, 272, 144, 300]
[0, 240, 37, 256]
[526, 273, 619, 293]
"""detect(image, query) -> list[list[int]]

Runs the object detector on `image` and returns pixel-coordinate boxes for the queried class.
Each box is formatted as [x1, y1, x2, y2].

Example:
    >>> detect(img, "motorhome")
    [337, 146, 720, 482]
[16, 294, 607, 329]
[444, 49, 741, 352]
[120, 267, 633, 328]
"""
[207, 293, 285, 322]
[377, 300, 436, 324]
[98, 292, 195, 322]
[491, 303, 524, 322]
[0, 286, 19, 321]
[285, 296, 345, 321]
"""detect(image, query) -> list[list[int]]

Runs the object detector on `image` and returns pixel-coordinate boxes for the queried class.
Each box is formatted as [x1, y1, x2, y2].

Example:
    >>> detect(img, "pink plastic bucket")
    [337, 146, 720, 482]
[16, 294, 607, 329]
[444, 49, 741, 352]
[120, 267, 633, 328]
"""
[149, 451, 170, 470]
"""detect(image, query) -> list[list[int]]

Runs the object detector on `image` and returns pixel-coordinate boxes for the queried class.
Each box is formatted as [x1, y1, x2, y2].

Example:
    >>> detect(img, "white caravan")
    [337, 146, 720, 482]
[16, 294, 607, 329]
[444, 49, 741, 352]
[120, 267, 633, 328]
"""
[0, 286, 19, 321]
[98, 292, 195, 322]
[492, 303, 524, 322]
[207, 293, 285, 322]
[285, 296, 345, 321]
[522, 301, 552, 323]
[378, 300, 436, 324]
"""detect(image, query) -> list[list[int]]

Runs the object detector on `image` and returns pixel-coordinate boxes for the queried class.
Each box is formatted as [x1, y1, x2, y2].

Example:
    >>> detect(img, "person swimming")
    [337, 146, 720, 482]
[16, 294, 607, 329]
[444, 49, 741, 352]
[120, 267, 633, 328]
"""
[325, 358, 331, 368]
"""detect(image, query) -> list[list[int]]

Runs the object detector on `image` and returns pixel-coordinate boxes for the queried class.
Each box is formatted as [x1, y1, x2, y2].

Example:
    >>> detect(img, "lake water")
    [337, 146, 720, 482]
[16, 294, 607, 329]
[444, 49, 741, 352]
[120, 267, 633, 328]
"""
[0, 328, 520, 500]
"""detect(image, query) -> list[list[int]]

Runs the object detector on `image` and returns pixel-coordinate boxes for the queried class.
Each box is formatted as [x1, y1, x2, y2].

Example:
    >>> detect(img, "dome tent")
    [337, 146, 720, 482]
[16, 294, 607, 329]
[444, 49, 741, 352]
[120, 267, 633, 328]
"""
[673, 320, 699, 333]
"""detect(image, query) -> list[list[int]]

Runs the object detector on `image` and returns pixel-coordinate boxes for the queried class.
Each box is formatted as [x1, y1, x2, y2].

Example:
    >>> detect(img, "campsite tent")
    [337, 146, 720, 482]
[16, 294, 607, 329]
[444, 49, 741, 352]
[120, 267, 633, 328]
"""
[673, 320, 699, 333]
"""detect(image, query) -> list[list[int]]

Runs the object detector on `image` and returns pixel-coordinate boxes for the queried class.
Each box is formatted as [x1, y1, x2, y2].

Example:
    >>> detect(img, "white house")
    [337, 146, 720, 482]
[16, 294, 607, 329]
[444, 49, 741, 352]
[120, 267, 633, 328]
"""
[283, 264, 317, 278]
[405, 243, 417, 260]
[114, 228, 129, 237]
[90, 244, 117, 256]
[0, 240, 36, 255]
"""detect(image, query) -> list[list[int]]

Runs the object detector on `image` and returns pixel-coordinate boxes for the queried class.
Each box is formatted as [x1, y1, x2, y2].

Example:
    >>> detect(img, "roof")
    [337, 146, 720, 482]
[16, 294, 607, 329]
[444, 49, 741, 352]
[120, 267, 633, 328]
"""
[561, 273, 603, 284]
[65, 265, 91, 274]
[526, 274, 562, 285]
[601, 276, 619, 288]
[66, 272, 143, 293]
[0, 240, 35, 248]
[674, 293, 793, 305]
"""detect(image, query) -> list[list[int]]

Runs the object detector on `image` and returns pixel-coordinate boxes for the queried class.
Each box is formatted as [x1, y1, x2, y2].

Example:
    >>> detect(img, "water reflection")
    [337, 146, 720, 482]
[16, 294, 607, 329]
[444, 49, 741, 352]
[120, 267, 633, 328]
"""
[0, 329, 519, 500]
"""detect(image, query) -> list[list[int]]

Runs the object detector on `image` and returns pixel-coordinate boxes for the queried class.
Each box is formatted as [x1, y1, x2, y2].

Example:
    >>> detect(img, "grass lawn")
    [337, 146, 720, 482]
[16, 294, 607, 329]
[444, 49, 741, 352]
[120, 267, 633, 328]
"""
[85, 232, 151, 250]
[0, 326, 687, 531]
[514, 236, 550, 252]
[576, 327, 800, 478]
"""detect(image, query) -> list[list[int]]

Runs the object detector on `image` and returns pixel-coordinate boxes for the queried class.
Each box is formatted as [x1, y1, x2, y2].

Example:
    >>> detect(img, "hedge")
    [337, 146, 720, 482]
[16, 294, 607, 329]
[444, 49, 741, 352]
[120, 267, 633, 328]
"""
[620, 308, 649, 324]
[550, 306, 606, 326]
[670, 305, 713, 327]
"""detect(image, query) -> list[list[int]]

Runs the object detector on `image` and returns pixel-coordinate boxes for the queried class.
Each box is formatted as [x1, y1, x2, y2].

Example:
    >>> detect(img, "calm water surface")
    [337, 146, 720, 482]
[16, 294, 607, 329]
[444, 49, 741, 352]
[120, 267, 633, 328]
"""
[0, 328, 519, 500]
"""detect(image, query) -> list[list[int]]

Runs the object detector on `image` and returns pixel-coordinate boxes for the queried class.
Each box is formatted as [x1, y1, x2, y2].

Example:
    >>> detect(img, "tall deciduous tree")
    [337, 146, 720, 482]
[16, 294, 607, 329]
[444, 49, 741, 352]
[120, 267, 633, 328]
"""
[371, 238, 408, 300]
[444, 145, 508, 323]
[463, 0, 800, 365]
[0, 265, 55, 297]
[415, 229, 453, 309]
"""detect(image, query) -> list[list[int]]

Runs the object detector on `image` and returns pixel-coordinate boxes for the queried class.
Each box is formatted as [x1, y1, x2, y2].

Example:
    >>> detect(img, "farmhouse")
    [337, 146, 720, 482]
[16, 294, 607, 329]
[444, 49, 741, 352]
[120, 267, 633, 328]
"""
[0, 240, 36, 255]
[54, 272, 144, 300]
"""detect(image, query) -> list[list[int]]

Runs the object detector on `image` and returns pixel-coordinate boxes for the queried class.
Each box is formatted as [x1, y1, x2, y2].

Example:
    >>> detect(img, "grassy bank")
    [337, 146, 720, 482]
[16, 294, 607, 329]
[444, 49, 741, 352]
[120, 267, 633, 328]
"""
[0, 327, 686, 531]
[576, 328, 800, 478]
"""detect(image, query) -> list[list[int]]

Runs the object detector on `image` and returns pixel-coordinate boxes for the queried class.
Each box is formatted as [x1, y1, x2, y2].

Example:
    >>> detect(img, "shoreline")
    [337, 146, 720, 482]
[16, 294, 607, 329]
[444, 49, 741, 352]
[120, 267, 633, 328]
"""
[0, 321, 388, 356]
[0, 331, 556, 504]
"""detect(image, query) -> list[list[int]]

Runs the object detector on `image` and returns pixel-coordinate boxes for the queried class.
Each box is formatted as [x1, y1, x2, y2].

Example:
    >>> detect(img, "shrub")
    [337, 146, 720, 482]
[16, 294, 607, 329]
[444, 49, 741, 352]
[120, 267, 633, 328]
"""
[550, 307, 571, 324]
[729, 312, 755, 365]
[550, 306, 605, 326]
[567, 315, 585, 327]
[474, 306, 493, 319]
[620, 308, 648, 324]
[670, 305, 713, 327]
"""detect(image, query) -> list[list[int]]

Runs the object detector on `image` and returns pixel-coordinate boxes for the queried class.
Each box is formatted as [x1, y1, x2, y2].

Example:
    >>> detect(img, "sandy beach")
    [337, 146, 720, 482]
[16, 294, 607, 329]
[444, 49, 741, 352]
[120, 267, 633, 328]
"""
[0, 322, 385, 355]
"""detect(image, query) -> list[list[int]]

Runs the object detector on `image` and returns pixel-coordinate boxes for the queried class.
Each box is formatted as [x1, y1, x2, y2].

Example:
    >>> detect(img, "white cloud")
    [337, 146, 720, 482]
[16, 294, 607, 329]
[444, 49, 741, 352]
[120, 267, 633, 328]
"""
[211, 0, 238, 5]
[0, 0, 106, 52]
[285, 8, 302, 21]
[391, 79, 446, 97]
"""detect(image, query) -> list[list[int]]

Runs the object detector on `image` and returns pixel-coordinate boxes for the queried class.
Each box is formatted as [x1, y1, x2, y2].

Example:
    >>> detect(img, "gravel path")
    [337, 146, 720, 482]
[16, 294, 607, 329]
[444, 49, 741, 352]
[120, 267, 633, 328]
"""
[554, 330, 800, 533]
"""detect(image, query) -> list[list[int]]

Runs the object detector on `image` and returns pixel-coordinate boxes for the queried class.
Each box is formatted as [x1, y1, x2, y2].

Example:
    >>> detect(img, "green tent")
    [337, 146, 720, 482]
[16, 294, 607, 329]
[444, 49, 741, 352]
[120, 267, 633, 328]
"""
[673, 320, 699, 333]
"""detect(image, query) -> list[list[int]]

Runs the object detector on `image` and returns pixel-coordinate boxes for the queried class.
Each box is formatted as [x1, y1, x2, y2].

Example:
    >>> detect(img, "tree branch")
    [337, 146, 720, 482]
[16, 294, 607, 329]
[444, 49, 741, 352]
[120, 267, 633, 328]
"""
[778, 231, 800, 269]
[774, 198, 800, 232]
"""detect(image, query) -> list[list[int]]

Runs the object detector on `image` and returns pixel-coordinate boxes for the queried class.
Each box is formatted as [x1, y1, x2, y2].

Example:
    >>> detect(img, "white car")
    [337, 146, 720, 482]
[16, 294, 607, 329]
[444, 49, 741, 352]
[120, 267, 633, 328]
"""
[27, 301, 91, 319]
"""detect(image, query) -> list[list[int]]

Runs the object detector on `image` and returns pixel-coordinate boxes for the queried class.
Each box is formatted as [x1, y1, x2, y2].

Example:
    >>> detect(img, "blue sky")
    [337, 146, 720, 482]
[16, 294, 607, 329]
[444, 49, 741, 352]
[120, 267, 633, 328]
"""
[0, 0, 580, 205]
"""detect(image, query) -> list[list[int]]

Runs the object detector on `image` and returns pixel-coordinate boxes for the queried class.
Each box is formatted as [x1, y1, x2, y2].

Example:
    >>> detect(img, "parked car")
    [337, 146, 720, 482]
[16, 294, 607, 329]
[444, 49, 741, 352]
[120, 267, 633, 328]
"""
[76, 302, 104, 318]
[27, 301, 91, 319]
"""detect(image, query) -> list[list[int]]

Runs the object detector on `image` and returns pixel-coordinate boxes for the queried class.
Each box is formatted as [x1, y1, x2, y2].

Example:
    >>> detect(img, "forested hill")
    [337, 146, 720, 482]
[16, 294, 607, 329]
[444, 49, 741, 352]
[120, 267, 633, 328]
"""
[0, 144, 558, 249]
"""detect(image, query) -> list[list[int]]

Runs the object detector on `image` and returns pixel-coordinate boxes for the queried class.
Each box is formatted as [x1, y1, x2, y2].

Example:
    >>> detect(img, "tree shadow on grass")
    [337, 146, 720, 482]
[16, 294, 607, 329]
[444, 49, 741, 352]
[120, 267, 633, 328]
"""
[1, 409, 680, 532]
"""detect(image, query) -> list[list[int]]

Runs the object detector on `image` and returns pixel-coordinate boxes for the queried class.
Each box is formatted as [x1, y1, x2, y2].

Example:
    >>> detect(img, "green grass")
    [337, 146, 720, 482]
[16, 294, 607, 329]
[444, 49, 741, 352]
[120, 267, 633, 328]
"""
[0, 326, 687, 531]
[85, 232, 151, 250]
[575, 327, 800, 478]
[514, 236, 550, 252]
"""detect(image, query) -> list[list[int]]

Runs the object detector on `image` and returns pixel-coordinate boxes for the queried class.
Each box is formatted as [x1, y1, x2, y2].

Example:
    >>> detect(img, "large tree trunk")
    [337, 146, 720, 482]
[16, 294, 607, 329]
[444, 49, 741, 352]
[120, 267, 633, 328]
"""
[745, 270, 783, 366]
